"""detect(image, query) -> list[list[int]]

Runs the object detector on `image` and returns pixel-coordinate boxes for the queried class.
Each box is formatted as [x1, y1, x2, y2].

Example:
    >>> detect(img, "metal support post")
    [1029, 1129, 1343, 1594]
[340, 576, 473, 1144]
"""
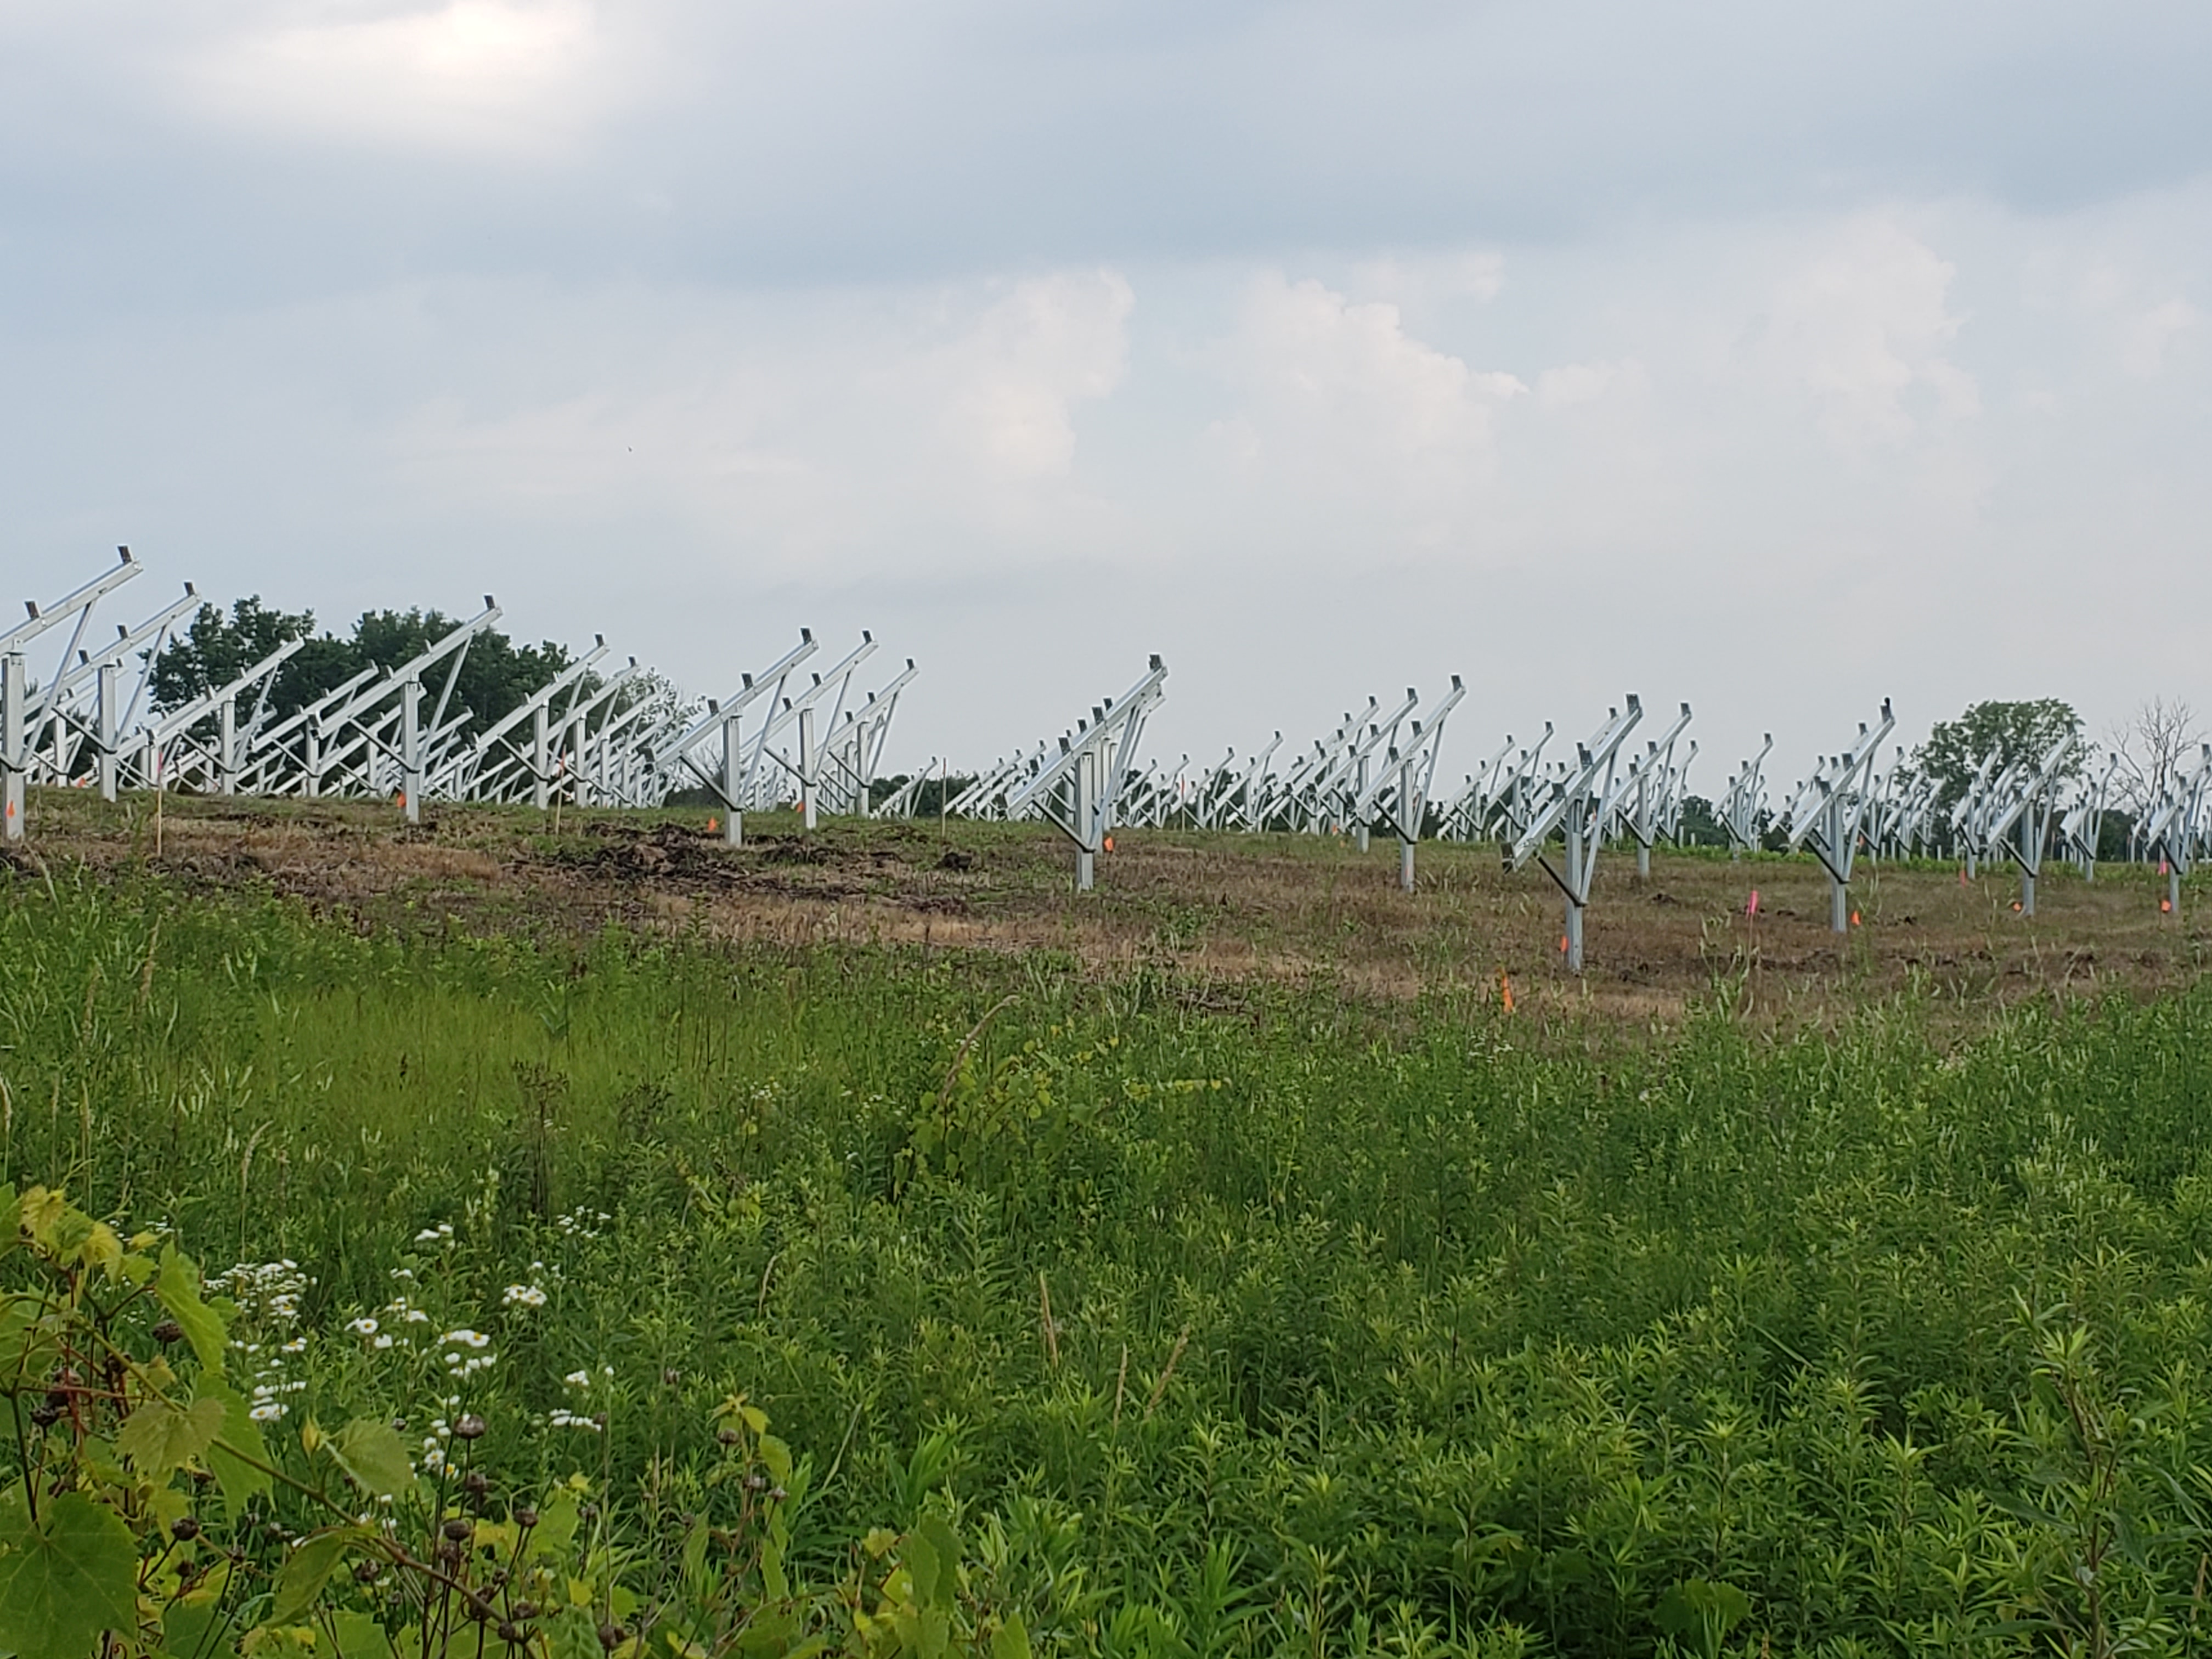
[1353, 752, 1370, 852]
[1826, 795, 1848, 933]
[1074, 748, 1097, 891]
[95, 661, 119, 802]
[721, 713, 744, 847]
[2, 654, 24, 843]
[218, 697, 238, 797]
[1397, 758, 1415, 892]
[1562, 795, 1587, 972]
[532, 704, 550, 811]
[400, 679, 423, 823]
[798, 707, 817, 831]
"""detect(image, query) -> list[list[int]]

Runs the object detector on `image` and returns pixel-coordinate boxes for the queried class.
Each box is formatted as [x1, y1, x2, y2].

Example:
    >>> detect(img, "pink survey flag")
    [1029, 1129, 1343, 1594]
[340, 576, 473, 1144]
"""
[1745, 889, 1760, 918]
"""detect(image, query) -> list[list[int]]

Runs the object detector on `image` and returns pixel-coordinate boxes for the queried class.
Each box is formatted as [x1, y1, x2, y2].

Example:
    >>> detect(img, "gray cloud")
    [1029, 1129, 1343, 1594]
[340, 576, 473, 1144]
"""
[3, 4, 2209, 785]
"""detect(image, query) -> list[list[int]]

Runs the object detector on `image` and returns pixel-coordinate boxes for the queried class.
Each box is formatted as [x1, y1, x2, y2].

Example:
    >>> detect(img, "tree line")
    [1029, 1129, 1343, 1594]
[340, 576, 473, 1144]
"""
[149, 596, 575, 741]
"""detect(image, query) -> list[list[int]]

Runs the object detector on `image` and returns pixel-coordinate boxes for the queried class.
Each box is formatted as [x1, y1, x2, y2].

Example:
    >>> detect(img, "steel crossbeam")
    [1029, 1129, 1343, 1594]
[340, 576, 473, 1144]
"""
[2, 552, 924, 835]
[1355, 678, 1464, 890]
[1981, 733, 2075, 915]
[436, 638, 610, 804]
[1438, 732, 1521, 844]
[654, 631, 818, 843]
[2058, 752, 2120, 881]
[737, 634, 880, 827]
[1718, 734, 1772, 859]
[1484, 727, 1560, 850]
[291, 600, 501, 819]
[2141, 743, 2210, 918]
[25, 548, 2212, 947]
[946, 744, 1048, 820]
[1002, 657, 1168, 890]
[1947, 752, 2002, 874]
[1505, 697, 1645, 973]
[818, 657, 917, 817]
[1221, 735, 1283, 832]
[1784, 699, 1896, 933]
[26, 583, 201, 800]
[1874, 760, 1940, 860]
[875, 766, 932, 820]
[140, 638, 307, 796]
[1613, 703, 1695, 878]
[4, 548, 144, 839]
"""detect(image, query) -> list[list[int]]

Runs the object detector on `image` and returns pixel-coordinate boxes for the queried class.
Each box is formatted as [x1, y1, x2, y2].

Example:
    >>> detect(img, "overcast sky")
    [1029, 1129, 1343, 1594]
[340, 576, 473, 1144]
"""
[4, 1, 2208, 789]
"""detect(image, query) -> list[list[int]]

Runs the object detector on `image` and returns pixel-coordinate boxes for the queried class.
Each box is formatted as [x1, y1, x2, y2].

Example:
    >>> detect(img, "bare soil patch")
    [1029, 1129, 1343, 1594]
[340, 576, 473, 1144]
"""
[15, 788, 2207, 1027]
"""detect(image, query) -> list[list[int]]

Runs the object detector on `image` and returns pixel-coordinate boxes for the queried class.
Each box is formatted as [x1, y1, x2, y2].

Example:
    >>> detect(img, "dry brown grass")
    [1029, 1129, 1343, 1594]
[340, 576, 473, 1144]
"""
[12, 787, 2207, 1028]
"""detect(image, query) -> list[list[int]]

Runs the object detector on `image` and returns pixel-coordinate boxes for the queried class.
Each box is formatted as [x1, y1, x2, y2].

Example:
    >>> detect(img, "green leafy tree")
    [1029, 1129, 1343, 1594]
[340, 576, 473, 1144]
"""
[1675, 794, 1726, 847]
[152, 599, 573, 741]
[1912, 698, 2082, 813]
[147, 597, 317, 711]
[348, 608, 573, 738]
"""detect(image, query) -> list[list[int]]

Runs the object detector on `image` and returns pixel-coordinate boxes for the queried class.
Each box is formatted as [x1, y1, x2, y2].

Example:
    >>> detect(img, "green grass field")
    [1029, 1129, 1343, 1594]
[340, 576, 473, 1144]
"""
[7, 815, 2212, 1657]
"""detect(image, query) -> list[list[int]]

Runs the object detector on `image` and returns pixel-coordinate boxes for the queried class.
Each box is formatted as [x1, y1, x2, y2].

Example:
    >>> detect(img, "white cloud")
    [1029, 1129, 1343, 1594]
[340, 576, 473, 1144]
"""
[1209, 273, 1525, 491]
[5, 190, 2211, 777]
[1764, 217, 1981, 443]
[933, 272, 1134, 481]
[373, 269, 1135, 572]
[2120, 298, 2199, 377]
[1536, 358, 1646, 408]
[1347, 252, 1506, 308]
[182, 1, 613, 155]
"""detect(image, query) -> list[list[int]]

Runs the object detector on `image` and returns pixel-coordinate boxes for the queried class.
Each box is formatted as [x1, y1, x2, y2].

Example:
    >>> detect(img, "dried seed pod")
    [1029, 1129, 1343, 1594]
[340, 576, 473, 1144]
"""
[597, 1625, 624, 1651]
[442, 1518, 473, 1542]
[354, 1560, 381, 1583]
[462, 1470, 489, 1498]
[453, 1414, 488, 1441]
[515, 1506, 539, 1529]
[171, 1516, 201, 1542]
[151, 1318, 185, 1346]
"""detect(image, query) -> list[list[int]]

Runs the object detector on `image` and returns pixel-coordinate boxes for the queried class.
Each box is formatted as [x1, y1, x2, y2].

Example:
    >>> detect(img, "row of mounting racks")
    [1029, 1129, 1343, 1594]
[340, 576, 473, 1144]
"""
[3, 548, 916, 834]
[16, 549, 2210, 963]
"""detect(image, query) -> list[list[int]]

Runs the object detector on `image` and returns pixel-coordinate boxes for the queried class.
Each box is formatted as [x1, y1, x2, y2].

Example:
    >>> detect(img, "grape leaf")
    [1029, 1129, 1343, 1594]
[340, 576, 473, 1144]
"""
[269, 1531, 351, 1626]
[156, 1246, 229, 1372]
[197, 1379, 273, 1517]
[328, 1609, 399, 1656]
[0, 1491, 140, 1659]
[328, 1418, 417, 1500]
[117, 1395, 225, 1477]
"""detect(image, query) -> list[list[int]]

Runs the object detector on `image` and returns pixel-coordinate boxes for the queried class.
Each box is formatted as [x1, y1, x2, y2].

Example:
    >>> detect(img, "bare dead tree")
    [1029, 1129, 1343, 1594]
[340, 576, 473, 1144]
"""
[2107, 696, 2204, 814]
